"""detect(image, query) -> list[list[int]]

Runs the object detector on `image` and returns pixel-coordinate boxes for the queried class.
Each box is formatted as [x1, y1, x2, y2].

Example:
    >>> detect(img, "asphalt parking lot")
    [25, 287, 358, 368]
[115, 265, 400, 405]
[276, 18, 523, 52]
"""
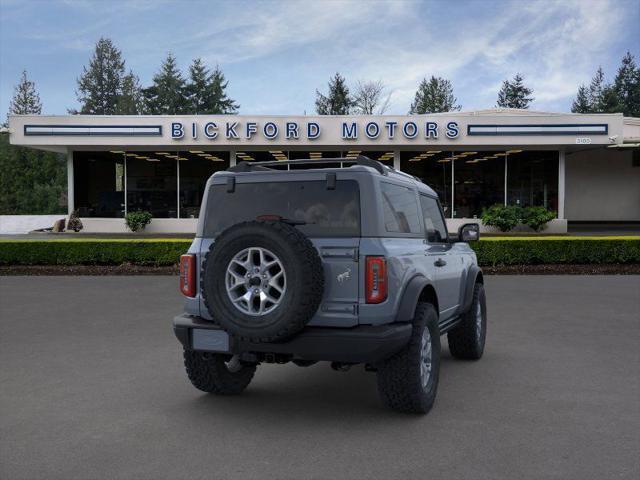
[1, 275, 638, 480]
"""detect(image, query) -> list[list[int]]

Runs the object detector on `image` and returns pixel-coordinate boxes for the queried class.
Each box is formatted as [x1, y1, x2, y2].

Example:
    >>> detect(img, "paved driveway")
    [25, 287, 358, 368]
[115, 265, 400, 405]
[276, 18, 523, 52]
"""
[1, 276, 638, 480]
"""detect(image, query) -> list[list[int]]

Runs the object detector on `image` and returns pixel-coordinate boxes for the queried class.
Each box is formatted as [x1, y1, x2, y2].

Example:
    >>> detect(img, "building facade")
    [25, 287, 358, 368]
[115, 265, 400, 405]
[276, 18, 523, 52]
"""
[8, 109, 640, 233]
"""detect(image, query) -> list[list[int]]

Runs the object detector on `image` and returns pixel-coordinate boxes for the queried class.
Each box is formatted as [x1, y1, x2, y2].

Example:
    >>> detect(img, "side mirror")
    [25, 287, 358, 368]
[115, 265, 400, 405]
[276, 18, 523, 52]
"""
[458, 223, 480, 242]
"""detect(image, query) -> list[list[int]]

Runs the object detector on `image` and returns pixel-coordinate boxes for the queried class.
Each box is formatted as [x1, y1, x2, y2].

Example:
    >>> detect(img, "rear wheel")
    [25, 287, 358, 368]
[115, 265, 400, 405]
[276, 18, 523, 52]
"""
[376, 302, 440, 414]
[183, 350, 256, 395]
[447, 282, 487, 360]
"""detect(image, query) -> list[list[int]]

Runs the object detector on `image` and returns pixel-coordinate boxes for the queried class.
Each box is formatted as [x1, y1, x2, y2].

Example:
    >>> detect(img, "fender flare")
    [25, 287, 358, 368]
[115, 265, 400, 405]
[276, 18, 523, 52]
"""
[395, 275, 433, 323]
[459, 265, 483, 314]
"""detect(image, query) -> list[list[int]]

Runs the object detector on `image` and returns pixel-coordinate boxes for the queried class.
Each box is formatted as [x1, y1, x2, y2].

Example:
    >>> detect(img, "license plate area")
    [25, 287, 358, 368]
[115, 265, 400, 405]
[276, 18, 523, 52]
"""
[192, 329, 230, 352]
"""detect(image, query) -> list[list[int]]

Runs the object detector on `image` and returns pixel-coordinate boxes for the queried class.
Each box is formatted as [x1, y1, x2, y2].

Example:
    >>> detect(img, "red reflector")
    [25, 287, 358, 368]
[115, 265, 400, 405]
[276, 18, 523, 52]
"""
[365, 256, 387, 304]
[180, 254, 196, 297]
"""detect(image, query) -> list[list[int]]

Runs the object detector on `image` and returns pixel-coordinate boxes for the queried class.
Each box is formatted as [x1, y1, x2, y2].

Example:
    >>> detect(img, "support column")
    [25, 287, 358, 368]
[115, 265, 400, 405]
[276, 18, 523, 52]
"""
[229, 150, 236, 167]
[393, 150, 401, 171]
[451, 154, 455, 218]
[504, 153, 508, 206]
[176, 159, 180, 219]
[558, 149, 566, 219]
[66, 149, 74, 216]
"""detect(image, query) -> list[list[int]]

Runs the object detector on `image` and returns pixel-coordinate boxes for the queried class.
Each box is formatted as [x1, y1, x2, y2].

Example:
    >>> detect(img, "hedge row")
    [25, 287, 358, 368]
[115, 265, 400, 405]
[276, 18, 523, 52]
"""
[0, 240, 192, 266]
[470, 237, 640, 266]
[0, 237, 639, 267]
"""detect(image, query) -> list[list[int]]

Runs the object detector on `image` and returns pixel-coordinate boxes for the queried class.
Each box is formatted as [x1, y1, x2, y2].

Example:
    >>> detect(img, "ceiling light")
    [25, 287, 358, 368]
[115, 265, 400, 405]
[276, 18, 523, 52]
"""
[110, 150, 125, 154]
[506, 149, 523, 154]
[427, 150, 441, 154]
[135, 156, 148, 159]
[155, 152, 170, 155]
[146, 158, 160, 162]
[189, 150, 204, 154]
[437, 159, 450, 163]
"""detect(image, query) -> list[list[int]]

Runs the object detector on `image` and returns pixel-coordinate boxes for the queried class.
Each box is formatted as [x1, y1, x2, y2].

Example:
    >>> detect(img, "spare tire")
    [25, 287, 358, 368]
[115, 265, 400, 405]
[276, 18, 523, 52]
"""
[202, 221, 324, 342]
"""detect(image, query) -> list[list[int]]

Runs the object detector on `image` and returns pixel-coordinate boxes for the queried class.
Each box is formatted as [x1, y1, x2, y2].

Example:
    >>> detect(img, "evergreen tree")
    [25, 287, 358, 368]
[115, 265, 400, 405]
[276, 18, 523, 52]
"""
[315, 73, 353, 115]
[587, 67, 607, 112]
[613, 51, 640, 117]
[143, 53, 188, 114]
[186, 58, 209, 114]
[116, 71, 144, 115]
[2, 71, 66, 214]
[207, 65, 239, 114]
[409, 76, 460, 114]
[75, 37, 126, 114]
[8, 70, 42, 116]
[571, 85, 591, 113]
[185, 59, 239, 114]
[496, 73, 534, 109]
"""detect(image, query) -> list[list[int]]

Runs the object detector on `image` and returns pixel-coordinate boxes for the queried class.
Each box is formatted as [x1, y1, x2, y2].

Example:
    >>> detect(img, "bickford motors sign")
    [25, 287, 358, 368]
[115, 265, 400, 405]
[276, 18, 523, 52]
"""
[170, 119, 461, 141]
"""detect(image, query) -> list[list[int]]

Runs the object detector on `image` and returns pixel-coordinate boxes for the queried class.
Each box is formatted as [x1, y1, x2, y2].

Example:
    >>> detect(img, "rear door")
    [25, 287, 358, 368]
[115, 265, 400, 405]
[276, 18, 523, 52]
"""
[202, 176, 362, 327]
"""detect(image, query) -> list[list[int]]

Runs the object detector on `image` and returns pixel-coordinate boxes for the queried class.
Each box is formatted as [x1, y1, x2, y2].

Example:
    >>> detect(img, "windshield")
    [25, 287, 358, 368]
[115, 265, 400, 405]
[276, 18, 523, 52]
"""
[203, 180, 360, 237]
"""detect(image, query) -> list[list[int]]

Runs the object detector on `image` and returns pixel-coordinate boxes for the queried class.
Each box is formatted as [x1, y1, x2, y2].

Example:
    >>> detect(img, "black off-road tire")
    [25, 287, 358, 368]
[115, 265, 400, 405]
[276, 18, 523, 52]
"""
[447, 282, 487, 360]
[183, 350, 256, 395]
[202, 221, 324, 343]
[376, 303, 441, 414]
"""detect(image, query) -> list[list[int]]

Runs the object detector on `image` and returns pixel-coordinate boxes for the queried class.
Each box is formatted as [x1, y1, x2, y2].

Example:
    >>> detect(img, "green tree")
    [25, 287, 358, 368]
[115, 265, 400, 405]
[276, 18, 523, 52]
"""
[185, 59, 239, 114]
[315, 73, 353, 115]
[496, 73, 534, 109]
[613, 51, 640, 117]
[409, 76, 460, 114]
[1, 70, 66, 215]
[207, 65, 239, 114]
[571, 85, 591, 113]
[143, 53, 188, 114]
[74, 37, 126, 114]
[8, 70, 42, 117]
[115, 71, 144, 115]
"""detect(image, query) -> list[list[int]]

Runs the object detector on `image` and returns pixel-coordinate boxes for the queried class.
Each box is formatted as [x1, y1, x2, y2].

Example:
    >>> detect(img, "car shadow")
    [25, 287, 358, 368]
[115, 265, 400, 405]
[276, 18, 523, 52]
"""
[179, 351, 461, 425]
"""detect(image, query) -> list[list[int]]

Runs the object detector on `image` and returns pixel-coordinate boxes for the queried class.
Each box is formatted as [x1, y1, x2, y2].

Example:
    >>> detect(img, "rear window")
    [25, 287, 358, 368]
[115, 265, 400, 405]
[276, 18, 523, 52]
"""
[380, 182, 422, 234]
[204, 180, 360, 237]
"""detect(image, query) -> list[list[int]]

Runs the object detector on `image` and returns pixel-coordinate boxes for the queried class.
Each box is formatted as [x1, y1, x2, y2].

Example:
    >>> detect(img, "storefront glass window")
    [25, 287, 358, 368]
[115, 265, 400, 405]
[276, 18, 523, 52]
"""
[452, 151, 505, 218]
[178, 151, 229, 218]
[507, 150, 558, 213]
[126, 153, 177, 218]
[73, 151, 125, 218]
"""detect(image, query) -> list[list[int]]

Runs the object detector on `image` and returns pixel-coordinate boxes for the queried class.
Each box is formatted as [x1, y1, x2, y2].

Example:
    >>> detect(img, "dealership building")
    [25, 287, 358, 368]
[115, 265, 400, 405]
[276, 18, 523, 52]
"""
[7, 109, 640, 233]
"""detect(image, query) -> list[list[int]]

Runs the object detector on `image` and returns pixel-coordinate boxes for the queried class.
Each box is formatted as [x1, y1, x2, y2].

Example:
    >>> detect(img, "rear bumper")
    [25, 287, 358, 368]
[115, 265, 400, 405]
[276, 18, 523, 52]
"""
[173, 314, 411, 364]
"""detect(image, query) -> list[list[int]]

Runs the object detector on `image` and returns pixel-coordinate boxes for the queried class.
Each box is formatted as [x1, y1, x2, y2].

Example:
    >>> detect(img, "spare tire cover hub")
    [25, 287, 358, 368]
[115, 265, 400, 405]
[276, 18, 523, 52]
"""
[225, 246, 286, 316]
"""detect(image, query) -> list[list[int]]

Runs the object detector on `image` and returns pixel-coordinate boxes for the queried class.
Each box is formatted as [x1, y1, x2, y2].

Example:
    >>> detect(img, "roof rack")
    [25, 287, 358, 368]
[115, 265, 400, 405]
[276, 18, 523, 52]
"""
[227, 155, 388, 175]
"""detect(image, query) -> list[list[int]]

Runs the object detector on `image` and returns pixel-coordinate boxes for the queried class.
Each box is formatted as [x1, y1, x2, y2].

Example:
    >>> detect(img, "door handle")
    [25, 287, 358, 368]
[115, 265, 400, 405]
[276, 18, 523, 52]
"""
[434, 258, 447, 267]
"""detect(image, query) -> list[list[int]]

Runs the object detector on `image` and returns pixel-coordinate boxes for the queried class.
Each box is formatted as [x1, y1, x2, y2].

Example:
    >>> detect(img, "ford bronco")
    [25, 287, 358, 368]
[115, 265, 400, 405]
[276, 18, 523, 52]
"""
[173, 156, 486, 414]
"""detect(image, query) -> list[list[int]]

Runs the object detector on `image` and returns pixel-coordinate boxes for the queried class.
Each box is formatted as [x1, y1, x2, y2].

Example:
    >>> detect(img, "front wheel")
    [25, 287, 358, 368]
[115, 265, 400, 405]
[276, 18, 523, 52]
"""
[447, 282, 487, 360]
[376, 302, 440, 414]
[183, 350, 257, 395]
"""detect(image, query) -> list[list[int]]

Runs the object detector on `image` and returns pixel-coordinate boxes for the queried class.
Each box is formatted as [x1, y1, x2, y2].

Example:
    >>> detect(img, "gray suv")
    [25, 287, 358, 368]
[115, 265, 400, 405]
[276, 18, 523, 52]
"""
[173, 156, 486, 414]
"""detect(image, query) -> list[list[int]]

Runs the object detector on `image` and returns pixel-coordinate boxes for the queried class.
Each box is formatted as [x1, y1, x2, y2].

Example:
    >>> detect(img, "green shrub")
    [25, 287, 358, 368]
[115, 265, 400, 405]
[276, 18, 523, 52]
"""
[0, 238, 638, 267]
[125, 211, 153, 232]
[521, 206, 556, 232]
[471, 237, 640, 266]
[0, 240, 191, 266]
[481, 205, 520, 232]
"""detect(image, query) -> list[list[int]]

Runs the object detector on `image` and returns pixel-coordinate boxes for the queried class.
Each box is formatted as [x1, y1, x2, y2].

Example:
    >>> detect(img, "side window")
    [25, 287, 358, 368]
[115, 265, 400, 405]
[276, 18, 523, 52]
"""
[380, 182, 421, 234]
[419, 195, 448, 243]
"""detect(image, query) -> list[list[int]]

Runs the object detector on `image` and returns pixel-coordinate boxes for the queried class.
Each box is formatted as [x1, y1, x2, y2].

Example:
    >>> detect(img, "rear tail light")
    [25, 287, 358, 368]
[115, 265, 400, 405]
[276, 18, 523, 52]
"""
[180, 254, 196, 297]
[365, 256, 387, 304]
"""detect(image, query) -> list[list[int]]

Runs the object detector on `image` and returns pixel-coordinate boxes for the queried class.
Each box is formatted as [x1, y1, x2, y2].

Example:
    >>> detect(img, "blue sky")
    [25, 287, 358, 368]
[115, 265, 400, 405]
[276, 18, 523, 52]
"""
[1, 0, 638, 117]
